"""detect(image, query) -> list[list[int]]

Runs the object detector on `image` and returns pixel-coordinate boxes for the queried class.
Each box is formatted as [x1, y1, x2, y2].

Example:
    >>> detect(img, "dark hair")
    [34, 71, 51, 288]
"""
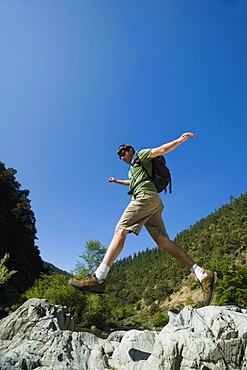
[117, 144, 135, 157]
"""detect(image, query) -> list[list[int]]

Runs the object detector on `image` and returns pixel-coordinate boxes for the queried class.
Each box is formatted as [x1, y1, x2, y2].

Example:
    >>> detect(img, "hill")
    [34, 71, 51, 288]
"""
[105, 192, 247, 327]
[43, 261, 71, 277]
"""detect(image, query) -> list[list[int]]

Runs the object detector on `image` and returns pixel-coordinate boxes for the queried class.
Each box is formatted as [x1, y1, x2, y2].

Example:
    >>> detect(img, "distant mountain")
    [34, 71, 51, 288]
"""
[43, 261, 71, 277]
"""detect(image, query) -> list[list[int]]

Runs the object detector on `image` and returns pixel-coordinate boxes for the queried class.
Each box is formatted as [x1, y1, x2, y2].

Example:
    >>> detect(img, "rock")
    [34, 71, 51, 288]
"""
[109, 329, 158, 369]
[142, 305, 247, 370]
[0, 298, 111, 370]
[0, 298, 246, 369]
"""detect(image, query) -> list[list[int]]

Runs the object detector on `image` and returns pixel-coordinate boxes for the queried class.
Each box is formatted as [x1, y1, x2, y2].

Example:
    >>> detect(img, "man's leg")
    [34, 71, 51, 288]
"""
[102, 228, 129, 267]
[94, 228, 128, 281]
[156, 233, 194, 269]
[68, 228, 128, 294]
[156, 233, 216, 305]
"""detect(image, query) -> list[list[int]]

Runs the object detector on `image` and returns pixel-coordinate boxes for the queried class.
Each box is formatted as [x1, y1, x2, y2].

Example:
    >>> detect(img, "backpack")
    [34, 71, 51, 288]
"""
[128, 153, 172, 195]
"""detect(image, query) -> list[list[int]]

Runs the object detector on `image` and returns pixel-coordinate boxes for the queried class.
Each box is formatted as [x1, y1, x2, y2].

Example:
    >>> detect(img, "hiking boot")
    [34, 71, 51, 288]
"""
[200, 269, 217, 306]
[68, 272, 105, 294]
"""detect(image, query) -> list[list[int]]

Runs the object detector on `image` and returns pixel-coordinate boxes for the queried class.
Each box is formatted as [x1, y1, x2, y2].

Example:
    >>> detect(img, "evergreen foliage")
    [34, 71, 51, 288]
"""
[0, 162, 43, 306]
[0, 254, 17, 284]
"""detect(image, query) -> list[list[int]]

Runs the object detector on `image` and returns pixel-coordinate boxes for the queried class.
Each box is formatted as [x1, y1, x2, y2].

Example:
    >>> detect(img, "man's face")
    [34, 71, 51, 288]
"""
[119, 148, 133, 164]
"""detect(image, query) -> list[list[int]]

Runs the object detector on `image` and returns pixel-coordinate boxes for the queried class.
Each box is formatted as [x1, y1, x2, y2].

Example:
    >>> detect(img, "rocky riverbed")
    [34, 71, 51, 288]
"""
[0, 298, 246, 369]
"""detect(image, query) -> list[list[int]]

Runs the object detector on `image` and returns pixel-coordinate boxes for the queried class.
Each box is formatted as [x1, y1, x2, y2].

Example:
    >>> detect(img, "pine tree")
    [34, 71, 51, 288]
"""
[0, 162, 43, 306]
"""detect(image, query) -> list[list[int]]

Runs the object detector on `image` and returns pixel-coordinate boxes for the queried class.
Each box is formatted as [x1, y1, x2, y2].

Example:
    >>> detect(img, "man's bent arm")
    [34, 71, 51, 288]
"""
[108, 177, 130, 186]
[150, 132, 195, 158]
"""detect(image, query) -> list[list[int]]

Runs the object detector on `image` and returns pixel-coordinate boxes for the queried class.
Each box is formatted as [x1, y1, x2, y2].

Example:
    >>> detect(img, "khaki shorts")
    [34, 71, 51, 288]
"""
[116, 191, 168, 241]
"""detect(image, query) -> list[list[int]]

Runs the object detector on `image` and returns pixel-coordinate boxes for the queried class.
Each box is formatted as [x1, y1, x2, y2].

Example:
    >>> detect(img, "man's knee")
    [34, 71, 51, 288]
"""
[156, 233, 170, 247]
[114, 227, 129, 238]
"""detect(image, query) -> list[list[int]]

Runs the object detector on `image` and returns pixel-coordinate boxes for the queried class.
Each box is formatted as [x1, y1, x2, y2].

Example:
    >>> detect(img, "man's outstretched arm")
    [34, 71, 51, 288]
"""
[108, 177, 130, 186]
[150, 132, 195, 158]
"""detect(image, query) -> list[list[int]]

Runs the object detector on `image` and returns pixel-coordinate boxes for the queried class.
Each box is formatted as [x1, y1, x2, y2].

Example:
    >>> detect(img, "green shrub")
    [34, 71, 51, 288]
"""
[124, 304, 136, 318]
[149, 303, 159, 315]
[213, 262, 247, 306]
[151, 312, 168, 328]
[136, 302, 142, 311]
[187, 278, 199, 290]
[23, 273, 109, 326]
[82, 294, 110, 327]
[130, 313, 148, 326]
[185, 296, 194, 306]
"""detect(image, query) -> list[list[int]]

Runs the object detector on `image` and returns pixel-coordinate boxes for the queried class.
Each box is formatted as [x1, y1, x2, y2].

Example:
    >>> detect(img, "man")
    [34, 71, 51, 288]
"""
[69, 132, 216, 305]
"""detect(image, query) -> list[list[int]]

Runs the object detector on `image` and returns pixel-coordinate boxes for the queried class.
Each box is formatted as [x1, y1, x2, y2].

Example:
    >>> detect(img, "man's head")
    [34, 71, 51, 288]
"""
[117, 144, 135, 164]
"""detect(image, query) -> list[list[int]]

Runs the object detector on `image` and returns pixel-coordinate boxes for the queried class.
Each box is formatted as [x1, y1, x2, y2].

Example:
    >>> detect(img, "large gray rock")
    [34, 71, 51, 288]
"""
[133, 305, 247, 370]
[0, 298, 111, 370]
[0, 298, 246, 369]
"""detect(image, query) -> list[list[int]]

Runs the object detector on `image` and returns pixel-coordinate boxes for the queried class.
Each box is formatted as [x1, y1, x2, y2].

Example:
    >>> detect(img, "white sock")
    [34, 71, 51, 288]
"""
[95, 263, 110, 282]
[190, 263, 207, 282]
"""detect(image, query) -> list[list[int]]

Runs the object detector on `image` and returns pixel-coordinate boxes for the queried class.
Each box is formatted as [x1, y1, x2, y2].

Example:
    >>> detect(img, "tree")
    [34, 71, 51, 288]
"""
[0, 161, 43, 305]
[72, 239, 107, 277]
[0, 254, 17, 284]
[213, 261, 247, 307]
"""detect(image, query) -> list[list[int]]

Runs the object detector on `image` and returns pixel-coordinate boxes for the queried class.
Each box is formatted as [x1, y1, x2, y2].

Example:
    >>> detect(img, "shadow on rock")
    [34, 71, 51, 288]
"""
[129, 348, 151, 361]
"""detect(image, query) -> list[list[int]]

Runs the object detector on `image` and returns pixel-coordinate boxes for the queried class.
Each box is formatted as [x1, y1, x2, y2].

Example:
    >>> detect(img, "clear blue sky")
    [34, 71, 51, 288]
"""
[1, 0, 247, 272]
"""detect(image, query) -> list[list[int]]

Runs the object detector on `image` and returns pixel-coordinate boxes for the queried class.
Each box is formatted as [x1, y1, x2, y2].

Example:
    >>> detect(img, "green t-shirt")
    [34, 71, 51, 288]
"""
[128, 149, 157, 195]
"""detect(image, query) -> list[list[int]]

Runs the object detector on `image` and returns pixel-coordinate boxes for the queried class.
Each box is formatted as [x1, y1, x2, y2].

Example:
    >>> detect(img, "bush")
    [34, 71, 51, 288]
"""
[149, 303, 159, 315]
[82, 294, 110, 327]
[136, 302, 142, 311]
[151, 312, 168, 328]
[213, 262, 247, 306]
[128, 313, 148, 327]
[124, 304, 136, 318]
[187, 278, 199, 290]
[23, 273, 109, 326]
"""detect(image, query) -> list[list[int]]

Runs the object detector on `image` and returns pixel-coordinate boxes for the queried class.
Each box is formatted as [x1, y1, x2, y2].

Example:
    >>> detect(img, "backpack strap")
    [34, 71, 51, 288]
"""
[127, 153, 153, 195]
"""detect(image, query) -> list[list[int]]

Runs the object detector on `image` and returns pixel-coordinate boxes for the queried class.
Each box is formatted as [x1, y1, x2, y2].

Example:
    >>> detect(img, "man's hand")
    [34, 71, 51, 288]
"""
[108, 177, 117, 183]
[177, 132, 195, 143]
[108, 178, 130, 186]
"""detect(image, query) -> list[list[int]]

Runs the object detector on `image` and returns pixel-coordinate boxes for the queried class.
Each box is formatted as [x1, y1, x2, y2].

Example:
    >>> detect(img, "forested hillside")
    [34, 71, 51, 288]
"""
[174, 194, 247, 268]
[105, 192, 247, 326]
[0, 162, 44, 306]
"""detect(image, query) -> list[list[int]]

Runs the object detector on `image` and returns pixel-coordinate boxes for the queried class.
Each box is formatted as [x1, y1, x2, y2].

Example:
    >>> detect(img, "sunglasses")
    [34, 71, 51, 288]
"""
[118, 150, 127, 159]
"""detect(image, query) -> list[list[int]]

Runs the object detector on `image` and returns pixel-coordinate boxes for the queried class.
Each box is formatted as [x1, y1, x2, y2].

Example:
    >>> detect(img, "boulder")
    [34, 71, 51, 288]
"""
[140, 305, 247, 370]
[0, 298, 246, 369]
[0, 298, 111, 370]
